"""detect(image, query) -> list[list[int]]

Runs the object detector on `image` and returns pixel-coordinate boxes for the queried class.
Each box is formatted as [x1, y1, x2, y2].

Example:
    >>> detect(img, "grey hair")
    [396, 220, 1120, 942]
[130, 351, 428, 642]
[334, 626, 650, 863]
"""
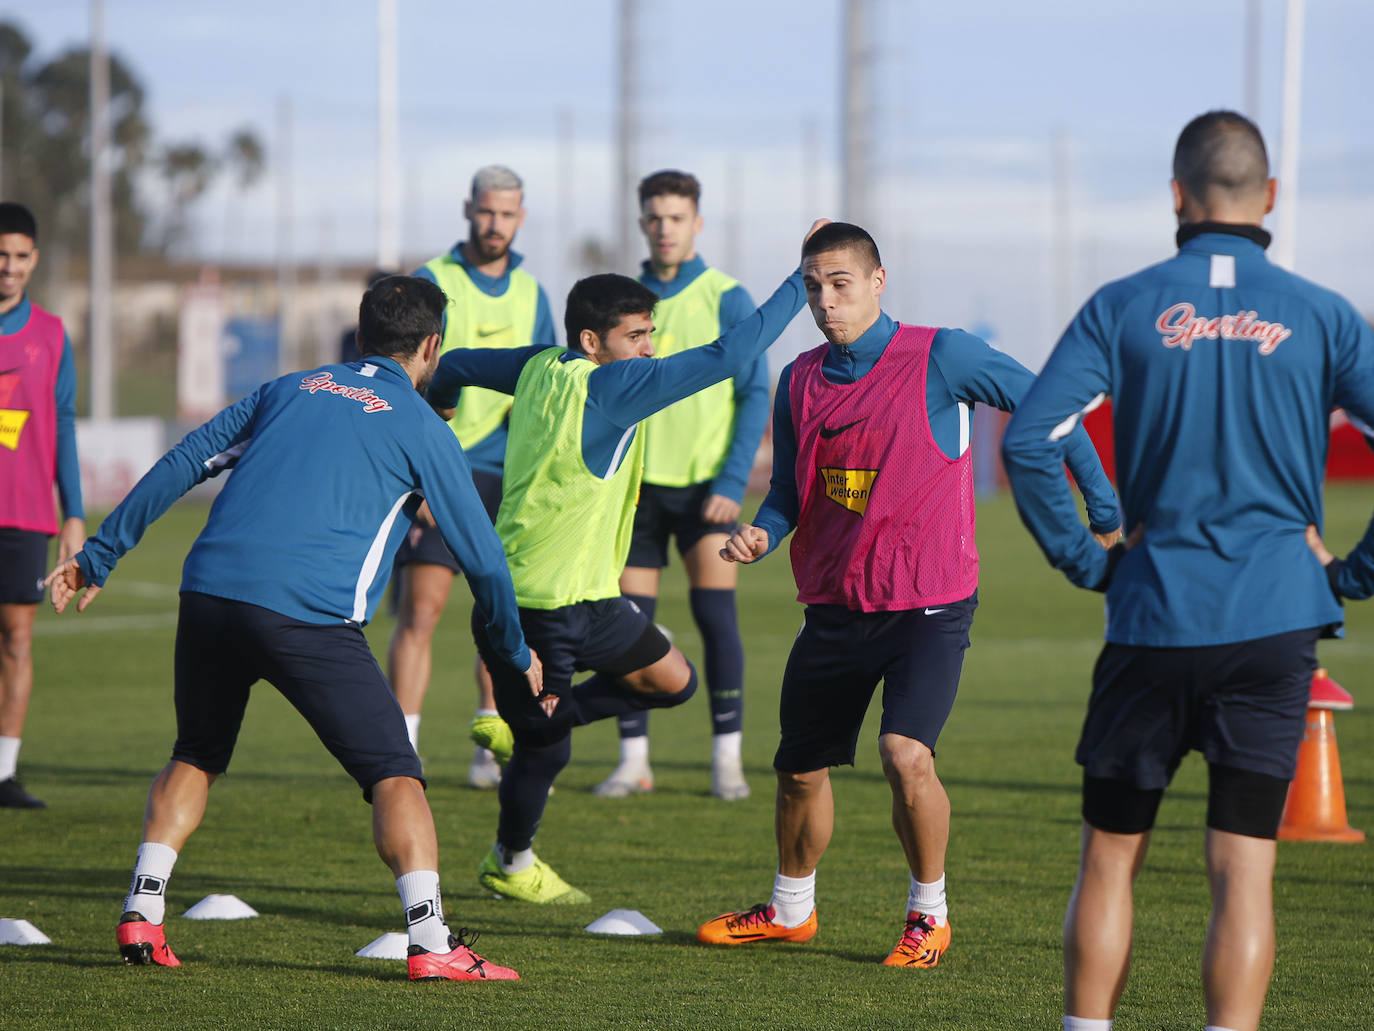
[470, 165, 524, 201]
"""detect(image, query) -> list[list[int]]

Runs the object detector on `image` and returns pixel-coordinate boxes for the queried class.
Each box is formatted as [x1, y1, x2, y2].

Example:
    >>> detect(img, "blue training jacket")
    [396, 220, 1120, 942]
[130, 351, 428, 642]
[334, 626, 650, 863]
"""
[1002, 225, 1374, 648]
[77, 356, 530, 670]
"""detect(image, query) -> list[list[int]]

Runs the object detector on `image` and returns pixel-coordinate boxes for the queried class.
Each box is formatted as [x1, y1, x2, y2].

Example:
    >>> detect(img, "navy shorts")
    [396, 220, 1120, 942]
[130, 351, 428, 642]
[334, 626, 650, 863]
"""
[171, 591, 421, 800]
[393, 468, 502, 573]
[626, 482, 737, 569]
[473, 596, 671, 747]
[1077, 627, 1320, 790]
[774, 593, 978, 773]
[0, 528, 49, 605]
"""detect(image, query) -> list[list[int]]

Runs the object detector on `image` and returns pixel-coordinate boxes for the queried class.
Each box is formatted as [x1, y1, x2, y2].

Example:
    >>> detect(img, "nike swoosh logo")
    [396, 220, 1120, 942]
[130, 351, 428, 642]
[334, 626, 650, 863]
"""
[923, 607, 947, 615]
[0, 367, 20, 376]
[819, 417, 867, 440]
[475, 326, 509, 338]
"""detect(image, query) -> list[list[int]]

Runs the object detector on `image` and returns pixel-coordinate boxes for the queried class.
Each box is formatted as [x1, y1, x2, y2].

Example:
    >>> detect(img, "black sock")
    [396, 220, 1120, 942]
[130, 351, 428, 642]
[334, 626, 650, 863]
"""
[616, 592, 657, 739]
[496, 734, 571, 852]
[690, 587, 744, 736]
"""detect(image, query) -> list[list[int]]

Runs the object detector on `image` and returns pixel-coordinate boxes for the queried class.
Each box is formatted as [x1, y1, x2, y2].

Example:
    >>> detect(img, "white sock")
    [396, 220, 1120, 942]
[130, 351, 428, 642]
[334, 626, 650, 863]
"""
[124, 842, 178, 925]
[618, 734, 649, 767]
[1063, 1018, 1112, 1031]
[1204, 1026, 1241, 1031]
[0, 736, 20, 781]
[909, 873, 948, 923]
[403, 713, 421, 753]
[496, 841, 534, 874]
[769, 870, 815, 927]
[712, 730, 742, 766]
[396, 870, 451, 953]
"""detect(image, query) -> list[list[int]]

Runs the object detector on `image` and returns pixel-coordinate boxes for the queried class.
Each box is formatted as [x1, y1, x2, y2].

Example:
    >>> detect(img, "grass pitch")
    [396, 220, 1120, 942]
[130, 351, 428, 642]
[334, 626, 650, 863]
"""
[3, 490, 1371, 1030]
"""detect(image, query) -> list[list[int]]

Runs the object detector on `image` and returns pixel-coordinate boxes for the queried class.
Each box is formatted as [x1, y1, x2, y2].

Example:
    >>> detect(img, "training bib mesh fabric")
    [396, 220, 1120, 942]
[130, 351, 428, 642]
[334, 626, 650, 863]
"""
[788, 323, 978, 611]
[0, 304, 65, 534]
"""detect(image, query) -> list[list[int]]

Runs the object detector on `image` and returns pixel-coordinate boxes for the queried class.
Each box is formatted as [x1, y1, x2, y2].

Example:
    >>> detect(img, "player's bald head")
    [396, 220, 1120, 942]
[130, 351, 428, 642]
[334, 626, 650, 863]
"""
[1172, 111, 1270, 206]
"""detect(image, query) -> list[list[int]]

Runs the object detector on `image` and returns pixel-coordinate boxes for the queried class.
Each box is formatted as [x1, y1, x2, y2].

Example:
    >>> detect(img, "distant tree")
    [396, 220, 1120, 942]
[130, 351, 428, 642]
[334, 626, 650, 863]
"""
[3, 24, 152, 260]
[0, 20, 266, 267]
[224, 128, 265, 190]
[157, 142, 217, 253]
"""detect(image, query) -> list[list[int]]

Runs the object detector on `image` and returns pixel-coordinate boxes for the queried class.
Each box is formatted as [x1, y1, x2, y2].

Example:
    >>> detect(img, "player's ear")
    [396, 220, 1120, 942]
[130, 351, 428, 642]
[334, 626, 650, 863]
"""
[577, 328, 599, 357]
[872, 265, 886, 296]
[420, 332, 441, 363]
[1264, 177, 1277, 216]
[1170, 179, 1185, 218]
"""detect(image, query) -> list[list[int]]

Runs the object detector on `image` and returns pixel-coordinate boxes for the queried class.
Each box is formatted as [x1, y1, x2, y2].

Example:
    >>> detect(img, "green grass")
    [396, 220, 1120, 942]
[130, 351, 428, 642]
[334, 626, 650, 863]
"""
[4, 489, 1372, 1030]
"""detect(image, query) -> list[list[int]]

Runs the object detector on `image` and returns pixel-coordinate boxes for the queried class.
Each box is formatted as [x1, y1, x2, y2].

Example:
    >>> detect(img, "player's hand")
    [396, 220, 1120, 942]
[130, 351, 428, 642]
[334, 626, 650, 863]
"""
[57, 517, 86, 564]
[43, 554, 102, 613]
[701, 494, 741, 526]
[720, 524, 769, 564]
[1093, 525, 1123, 549]
[1306, 525, 1334, 566]
[523, 649, 544, 697]
[802, 218, 832, 251]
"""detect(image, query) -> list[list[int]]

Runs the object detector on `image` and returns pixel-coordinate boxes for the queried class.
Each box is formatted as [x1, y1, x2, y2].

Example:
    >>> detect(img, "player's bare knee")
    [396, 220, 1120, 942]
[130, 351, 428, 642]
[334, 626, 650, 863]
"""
[878, 734, 935, 787]
[776, 767, 828, 803]
[635, 647, 694, 697]
[0, 623, 33, 660]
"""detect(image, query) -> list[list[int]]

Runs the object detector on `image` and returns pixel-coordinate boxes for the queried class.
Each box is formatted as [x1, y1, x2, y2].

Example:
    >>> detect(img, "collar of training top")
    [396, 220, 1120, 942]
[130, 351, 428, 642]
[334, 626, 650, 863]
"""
[1175, 221, 1272, 250]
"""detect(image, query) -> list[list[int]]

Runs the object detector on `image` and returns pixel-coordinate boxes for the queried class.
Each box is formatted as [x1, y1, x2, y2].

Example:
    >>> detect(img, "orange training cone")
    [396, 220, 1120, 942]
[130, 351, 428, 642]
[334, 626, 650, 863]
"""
[1278, 670, 1364, 842]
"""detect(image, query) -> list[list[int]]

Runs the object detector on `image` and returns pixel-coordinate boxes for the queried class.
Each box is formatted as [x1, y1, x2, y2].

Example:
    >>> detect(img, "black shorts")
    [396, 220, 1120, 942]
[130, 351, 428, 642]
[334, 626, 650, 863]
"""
[774, 593, 978, 774]
[171, 591, 422, 800]
[393, 468, 503, 573]
[0, 528, 49, 605]
[472, 596, 671, 747]
[626, 482, 737, 569]
[1077, 627, 1320, 790]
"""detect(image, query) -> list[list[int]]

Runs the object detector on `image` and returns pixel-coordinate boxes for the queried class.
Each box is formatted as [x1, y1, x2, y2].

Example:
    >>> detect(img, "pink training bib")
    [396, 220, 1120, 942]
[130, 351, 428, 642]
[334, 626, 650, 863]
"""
[0, 304, 66, 534]
[788, 323, 978, 611]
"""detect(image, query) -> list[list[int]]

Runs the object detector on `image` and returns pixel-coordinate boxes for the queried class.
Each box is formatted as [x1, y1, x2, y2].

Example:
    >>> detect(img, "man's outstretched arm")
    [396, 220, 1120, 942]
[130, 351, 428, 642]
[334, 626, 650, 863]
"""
[47, 389, 264, 608]
[428, 343, 551, 410]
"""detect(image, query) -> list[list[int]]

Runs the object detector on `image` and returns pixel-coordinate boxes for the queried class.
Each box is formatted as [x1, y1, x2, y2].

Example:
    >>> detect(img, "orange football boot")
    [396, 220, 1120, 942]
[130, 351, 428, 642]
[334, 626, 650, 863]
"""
[881, 911, 950, 967]
[697, 903, 817, 945]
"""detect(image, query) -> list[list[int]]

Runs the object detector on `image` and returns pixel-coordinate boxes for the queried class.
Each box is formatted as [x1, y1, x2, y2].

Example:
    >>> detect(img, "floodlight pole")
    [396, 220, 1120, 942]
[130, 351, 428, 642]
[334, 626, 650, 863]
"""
[840, 0, 874, 226]
[615, 0, 640, 272]
[1273, 0, 1305, 270]
[377, 0, 400, 270]
[89, 0, 115, 421]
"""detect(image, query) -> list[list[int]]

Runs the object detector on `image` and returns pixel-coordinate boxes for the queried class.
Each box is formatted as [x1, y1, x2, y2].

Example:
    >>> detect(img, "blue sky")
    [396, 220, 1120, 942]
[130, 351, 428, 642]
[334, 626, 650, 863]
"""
[9, 0, 1373, 366]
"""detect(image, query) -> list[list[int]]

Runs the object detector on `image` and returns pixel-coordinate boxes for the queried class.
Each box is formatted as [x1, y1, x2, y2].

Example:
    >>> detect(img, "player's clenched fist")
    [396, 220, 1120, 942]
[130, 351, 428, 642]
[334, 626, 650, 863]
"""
[720, 524, 770, 564]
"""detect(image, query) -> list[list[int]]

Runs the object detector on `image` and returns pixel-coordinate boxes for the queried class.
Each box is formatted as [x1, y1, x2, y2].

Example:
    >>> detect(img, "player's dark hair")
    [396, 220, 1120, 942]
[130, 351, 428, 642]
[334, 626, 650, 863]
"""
[801, 221, 881, 273]
[357, 275, 446, 359]
[1173, 110, 1269, 202]
[0, 202, 38, 242]
[638, 169, 701, 208]
[564, 274, 658, 354]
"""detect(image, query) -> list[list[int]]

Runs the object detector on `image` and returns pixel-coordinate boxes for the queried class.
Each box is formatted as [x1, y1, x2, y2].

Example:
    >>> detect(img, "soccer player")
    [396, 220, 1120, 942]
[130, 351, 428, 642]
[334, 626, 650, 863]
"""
[389, 164, 556, 788]
[44, 276, 535, 980]
[0, 202, 84, 810]
[696, 222, 1119, 967]
[427, 221, 826, 904]
[1001, 111, 1374, 1031]
[596, 169, 765, 801]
